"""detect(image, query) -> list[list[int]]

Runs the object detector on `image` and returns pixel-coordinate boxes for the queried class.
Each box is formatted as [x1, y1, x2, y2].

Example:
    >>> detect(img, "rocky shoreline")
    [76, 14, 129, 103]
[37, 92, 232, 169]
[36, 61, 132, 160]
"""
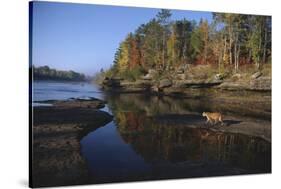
[101, 71, 271, 118]
[31, 74, 271, 186]
[153, 113, 271, 142]
[102, 69, 271, 92]
[101, 71, 271, 142]
[105, 93, 271, 143]
[32, 98, 113, 187]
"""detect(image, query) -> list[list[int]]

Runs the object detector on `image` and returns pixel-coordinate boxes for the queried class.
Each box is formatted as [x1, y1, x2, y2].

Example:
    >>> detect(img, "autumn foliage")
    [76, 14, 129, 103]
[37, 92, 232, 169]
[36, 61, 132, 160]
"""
[107, 10, 271, 80]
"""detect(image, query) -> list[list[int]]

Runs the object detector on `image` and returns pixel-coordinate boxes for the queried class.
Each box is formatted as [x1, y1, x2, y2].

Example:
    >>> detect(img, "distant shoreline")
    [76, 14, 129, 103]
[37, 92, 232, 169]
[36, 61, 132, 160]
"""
[32, 65, 88, 82]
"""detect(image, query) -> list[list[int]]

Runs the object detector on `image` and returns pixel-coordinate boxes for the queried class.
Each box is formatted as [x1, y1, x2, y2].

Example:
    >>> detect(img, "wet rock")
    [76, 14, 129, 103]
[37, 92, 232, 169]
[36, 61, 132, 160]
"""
[36, 98, 106, 109]
[102, 77, 121, 87]
[118, 80, 152, 92]
[33, 106, 112, 126]
[151, 85, 160, 92]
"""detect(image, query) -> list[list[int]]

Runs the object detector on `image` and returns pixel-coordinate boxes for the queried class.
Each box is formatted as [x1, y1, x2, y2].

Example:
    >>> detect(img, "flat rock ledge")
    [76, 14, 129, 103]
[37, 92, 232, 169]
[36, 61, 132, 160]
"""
[32, 98, 113, 187]
[101, 76, 271, 93]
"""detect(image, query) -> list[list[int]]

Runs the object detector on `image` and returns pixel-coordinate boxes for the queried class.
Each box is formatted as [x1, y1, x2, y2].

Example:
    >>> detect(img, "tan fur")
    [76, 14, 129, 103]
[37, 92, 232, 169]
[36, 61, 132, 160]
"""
[202, 112, 224, 125]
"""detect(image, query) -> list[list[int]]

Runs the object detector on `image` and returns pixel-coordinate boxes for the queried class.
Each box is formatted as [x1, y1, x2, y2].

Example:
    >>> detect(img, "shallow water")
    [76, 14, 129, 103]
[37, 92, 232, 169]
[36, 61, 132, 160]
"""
[33, 81, 271, 183]
[33, 80, 104, 101]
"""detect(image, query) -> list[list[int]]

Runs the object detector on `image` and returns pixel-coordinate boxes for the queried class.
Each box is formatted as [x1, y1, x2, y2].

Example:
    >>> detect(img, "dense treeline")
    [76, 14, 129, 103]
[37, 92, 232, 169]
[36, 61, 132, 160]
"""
[33, 65, 86, 81]
[106, 10, 271, 80]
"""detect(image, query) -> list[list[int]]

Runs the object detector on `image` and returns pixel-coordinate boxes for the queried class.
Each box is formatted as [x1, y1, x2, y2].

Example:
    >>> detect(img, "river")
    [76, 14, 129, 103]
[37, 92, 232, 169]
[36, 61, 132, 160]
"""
[33, 81, 271, 182]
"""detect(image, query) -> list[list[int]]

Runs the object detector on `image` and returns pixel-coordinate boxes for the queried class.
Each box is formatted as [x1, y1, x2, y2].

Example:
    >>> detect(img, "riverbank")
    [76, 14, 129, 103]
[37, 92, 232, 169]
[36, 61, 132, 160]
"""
[31, 98, 113, 187]
[153, 113, 271, 142]
[101, 66, 271, 120]
[105, 93, 271, 142]
[97, 93, 271, 182]
[31, 81, 271, 186]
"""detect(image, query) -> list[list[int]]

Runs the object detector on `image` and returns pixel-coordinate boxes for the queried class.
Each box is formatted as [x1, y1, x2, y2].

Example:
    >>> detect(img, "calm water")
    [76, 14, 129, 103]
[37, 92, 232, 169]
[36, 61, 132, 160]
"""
[33, 80, 104, 102]
[33, 81, 271, 182]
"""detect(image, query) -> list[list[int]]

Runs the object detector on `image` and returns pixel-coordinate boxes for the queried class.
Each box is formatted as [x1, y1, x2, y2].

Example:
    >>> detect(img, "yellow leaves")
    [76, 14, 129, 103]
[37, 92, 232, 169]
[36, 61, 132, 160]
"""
[167, 32, 176, 66]
[223, 53, 229, 65]
[118, 42, 129, 72]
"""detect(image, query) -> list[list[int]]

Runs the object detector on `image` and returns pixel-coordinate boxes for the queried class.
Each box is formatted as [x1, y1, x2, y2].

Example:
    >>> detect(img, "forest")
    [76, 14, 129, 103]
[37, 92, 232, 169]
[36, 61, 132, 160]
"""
[104, 10, 271, 81]
[33, 65, 86, 81]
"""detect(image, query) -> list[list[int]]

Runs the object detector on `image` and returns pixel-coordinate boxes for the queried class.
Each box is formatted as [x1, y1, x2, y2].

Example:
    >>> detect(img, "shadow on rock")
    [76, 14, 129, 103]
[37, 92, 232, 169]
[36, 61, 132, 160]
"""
[223, 120, 243, 126]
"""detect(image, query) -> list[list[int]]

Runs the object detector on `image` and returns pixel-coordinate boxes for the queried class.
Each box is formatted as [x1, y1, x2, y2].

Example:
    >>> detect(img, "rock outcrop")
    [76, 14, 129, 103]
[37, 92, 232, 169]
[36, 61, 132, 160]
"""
[141, 69, 158, 80]
[159, 79, 172, 89]
[251, 71, 262, 79]
[218, 76, 271, 91]
[102, 77, 121, 87]
[250, 76, 271, 90]
[32, 98, 113, 187]
[101, 71, 271, 94]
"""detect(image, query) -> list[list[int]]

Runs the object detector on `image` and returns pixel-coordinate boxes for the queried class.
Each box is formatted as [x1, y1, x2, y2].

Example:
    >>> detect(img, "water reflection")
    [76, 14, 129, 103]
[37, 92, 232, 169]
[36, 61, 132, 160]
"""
[80, 122, 150, 181]
[81, 93, 271, 183]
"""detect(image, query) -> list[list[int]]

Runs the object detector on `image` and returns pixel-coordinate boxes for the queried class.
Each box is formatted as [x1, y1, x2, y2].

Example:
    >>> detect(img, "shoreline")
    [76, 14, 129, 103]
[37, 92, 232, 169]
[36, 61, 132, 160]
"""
[104, 92, 271, 142]
[31, 88, 271, 186]
[101, 77, 271, 120]
[32, 98, 113, 187]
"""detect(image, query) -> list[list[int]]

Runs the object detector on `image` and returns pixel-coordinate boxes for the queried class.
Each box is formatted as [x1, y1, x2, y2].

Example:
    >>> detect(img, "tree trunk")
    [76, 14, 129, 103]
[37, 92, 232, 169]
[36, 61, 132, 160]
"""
[237, 43, 240, 71]
[204, 34, 208, 64]
[223, 37, 227, 65]
[234, 32, 240, 72]
[257, 24, 262, 70]
[234, 37, 237, 72]
[248, 49, 252, 64]
[229, 26, 233, 65]
[262, 25, 267, 63]
[162, 32, 165, 70]
[218, 51, 222, 73]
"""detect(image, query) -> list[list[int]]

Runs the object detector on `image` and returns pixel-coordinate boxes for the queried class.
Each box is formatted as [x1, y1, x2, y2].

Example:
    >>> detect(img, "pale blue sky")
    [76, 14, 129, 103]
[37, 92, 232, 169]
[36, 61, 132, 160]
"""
[31, 1, 213, 75]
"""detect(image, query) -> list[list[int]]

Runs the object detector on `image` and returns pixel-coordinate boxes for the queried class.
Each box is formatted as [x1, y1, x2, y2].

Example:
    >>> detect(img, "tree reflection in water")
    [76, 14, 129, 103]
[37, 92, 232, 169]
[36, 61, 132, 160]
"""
[81, 93, 271, 183]
[109, 93, 271, 175]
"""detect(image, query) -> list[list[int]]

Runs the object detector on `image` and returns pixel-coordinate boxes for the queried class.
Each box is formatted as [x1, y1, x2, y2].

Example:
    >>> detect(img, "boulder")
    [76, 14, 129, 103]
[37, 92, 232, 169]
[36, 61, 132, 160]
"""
[148, 69, 157, 74]
[232, 73, 242, 79]
[176, 74, 186, 80]
[250, 76, 271, 90]
[102, 77, 120, 87]
[218, 82, 248, 90]
[214, 73, 224, 81]
[151, 85, 160, 92]
[142, 69, 158, 80]
[36, 98, 106, 109]
[219, 76, 271, 91]
[251, 71, 262, 79]
[176, 69, 184, 74]
[142, 74, 153, 80]
[159, 79, 172, 88]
